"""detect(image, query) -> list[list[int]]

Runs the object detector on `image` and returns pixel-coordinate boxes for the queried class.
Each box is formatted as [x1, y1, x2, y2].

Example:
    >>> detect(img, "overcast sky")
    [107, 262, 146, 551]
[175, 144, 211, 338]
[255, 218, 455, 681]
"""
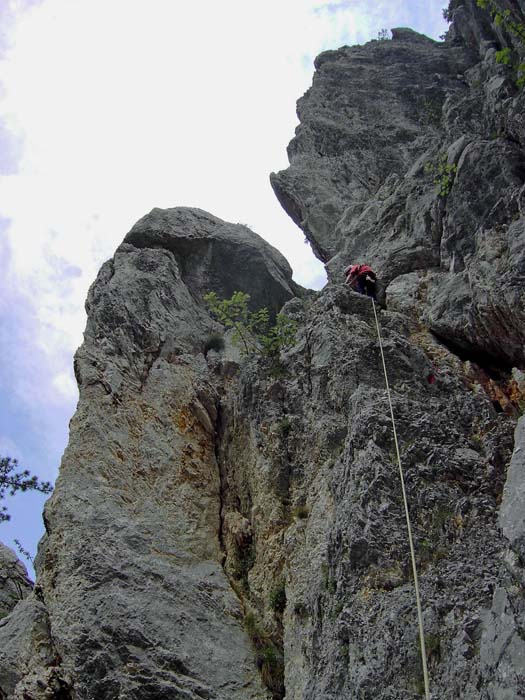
[0, 0, 447, 575]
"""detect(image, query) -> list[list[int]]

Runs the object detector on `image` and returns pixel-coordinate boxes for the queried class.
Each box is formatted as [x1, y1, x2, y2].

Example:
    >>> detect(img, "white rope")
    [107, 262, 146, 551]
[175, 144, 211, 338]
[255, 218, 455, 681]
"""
[371, 298, 430, 700]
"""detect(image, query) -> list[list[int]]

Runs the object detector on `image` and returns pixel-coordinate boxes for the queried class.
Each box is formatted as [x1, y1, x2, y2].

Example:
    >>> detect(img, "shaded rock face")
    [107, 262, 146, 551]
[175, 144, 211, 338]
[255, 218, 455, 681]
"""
[271, 0, 525, 369]
[3, 3, 525, 700]
[124, 207, 302, 318]
[0, 543, 32, 618]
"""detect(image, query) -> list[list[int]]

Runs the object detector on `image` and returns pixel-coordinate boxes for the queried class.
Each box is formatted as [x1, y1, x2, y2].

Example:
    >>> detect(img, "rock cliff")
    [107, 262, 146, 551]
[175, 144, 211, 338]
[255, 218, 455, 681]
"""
[1, 1, 525, 699]
[0, 543, 32, 619]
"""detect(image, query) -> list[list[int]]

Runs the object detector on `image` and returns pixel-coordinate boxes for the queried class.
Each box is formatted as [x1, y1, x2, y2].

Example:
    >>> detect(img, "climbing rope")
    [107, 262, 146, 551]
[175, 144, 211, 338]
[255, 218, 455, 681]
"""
[371, 298, 430, 700]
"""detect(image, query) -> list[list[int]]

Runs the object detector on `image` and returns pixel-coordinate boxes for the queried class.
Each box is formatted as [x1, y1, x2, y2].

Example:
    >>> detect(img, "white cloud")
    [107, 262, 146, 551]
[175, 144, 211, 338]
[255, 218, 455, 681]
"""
[51, 370, 78, 402]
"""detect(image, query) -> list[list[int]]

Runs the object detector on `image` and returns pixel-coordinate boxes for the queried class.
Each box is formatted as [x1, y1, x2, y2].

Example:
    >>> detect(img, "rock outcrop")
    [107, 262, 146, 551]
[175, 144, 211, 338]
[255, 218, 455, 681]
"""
[0, 543, 32, 618]
[1, 208, 299, 700]
[2, 2, 525, 699]
[271, 0, 525, 370]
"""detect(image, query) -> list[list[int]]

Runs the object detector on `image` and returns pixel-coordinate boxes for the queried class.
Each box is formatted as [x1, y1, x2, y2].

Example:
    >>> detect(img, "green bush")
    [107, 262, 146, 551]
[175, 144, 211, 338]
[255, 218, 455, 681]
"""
[244, 612, 285, 695]
[232, 543, 255, 590]
[203, 291, 297, 359]
[424, 153, 457, 197]
[476, 0, 525, 89]
[276, 416, 292, 436]
[269, 581, 286, 614]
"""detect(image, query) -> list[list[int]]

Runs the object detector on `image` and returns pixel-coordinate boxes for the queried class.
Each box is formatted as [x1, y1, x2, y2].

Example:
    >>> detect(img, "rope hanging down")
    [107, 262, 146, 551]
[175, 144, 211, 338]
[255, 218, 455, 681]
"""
[371, 298, 431, 700]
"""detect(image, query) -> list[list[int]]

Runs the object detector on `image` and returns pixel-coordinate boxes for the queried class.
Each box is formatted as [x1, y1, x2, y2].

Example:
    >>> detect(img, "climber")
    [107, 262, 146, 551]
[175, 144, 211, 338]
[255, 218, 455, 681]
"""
[344, 263, 377, 300]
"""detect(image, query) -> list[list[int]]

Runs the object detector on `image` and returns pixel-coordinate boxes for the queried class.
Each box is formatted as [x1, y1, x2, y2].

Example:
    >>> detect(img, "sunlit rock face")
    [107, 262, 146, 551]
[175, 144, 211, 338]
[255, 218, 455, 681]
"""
[2, 2, 525, 699]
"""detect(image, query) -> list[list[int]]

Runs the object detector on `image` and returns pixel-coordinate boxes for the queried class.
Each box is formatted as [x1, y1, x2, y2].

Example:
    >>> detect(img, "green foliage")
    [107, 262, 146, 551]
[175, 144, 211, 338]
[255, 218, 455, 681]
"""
[327, 579, 337, 595]
[259, 313, 298, 358]
[425, 153, 457, 197]
[477, 1, 525, 40]
[244, 612, 284, 696]
[425, 633, 441, 658]
[269, 580, 286, 614]
[517, 62, 525, 88]
[333, 601, 344, 617]
[232, 543, 255, 589]
[476, 0, 525, 88]
[276, 416, 292, 436]
[321, 564, 337, 594]
[0, 456, 53, 524]
[244, 611, 260, 638]
[377, 28, 390, 40]
[203, 291, 297, 359]
[420, 97, 442, 126]
[442, 7, 452, 23]
[414, 675, 426, 697]
[433, 506, 453, 532]
[496, 46, 512, 65]
[436, 159, 457, 197]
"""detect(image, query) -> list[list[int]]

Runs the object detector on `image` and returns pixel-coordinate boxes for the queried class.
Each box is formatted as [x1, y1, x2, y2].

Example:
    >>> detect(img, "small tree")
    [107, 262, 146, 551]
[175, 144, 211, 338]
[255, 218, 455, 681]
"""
[0, 456, 53, 523]
[203, 291, 297, 358]
[424, 153, 457, 197]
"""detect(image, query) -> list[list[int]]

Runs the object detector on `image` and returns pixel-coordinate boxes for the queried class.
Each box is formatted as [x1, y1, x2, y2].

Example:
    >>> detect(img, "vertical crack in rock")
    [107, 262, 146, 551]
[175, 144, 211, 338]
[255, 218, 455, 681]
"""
[138, 340, 164, 392]
[214, 398, 229, 570]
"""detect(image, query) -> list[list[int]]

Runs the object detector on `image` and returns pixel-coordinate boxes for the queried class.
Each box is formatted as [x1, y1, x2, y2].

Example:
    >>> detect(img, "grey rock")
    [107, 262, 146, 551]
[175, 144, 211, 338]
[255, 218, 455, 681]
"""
[499, 416, 525, 557]
[271, 29, 476, 264]
[480, 587, 525, 699]
[216, 286, 515, 699]
[0, 594, 61, 699]
[0, 542, 32, 618]
[124, 206, 302, 316]
[23, 208, 286, 699]
[272, 3, 525, 368]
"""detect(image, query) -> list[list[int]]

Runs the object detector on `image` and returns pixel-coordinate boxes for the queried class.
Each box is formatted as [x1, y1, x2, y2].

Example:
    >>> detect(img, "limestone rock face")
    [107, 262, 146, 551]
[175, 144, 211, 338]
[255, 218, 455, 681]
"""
[0, 207, 291, 700]
[271, 1, 525, 369]
[0, 595, 63, 700]
[3, 2, 525, 699]
[124, 207, 302, 317]
[0, 543, 32, 618]
[215, 288, 519, 699]
[499, 416, 525, 557]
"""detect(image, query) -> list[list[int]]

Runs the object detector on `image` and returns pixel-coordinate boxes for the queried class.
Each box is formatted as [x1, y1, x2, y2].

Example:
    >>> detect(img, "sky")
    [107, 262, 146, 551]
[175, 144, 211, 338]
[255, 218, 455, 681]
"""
[0, 0, 448, 577]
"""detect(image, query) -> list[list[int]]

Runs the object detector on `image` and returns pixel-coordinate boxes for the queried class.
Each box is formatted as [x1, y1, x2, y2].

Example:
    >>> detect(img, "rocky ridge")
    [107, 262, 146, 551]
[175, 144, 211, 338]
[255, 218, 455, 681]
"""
[1, 1, 525, 699]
